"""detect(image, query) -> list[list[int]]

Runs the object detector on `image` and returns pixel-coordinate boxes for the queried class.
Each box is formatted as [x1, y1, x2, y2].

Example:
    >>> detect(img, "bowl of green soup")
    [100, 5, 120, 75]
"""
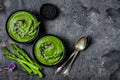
[6, 10, 40, 43]
[33, 35, 65, 66]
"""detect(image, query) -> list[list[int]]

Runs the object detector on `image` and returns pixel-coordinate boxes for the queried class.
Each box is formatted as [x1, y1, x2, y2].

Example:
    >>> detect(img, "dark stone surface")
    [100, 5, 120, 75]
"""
[1, 0, 120, 80]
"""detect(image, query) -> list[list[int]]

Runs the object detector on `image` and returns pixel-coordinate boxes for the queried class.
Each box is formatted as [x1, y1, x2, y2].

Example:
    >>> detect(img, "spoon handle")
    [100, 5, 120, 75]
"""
[63, 50, 79, 76]
[55, 50, 78, 74]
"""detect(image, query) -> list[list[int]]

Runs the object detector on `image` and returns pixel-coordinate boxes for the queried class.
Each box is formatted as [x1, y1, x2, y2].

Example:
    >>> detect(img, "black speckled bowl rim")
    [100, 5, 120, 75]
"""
[6, 10, 40, 44]
[33, 34, 66, 67]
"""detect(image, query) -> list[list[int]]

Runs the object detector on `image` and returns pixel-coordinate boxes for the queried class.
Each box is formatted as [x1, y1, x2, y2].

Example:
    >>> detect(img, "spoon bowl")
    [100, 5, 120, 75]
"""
[75, 36, 88, 51]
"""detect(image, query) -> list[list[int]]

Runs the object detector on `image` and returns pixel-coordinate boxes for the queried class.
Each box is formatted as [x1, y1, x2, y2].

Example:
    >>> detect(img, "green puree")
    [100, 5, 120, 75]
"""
[34, 36, 65, 66]
[7, 11, 40, 42]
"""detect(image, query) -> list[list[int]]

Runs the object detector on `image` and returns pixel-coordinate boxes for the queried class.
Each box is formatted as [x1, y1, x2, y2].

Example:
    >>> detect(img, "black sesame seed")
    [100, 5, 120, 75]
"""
[40, 3, 58, 20]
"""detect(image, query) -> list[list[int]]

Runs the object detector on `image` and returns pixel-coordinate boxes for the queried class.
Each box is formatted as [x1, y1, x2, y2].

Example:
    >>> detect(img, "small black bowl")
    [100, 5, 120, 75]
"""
[33, 34, 66, 67]
[40, 3, 59, 20]
[6, 10, 40, 43]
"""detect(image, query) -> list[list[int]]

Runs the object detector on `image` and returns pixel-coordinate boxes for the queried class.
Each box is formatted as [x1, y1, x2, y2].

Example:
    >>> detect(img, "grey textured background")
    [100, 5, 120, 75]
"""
[0, 0, 120, 80]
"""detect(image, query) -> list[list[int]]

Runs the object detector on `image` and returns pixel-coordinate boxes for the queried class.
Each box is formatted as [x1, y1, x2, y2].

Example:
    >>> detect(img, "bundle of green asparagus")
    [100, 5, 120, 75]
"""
[1, 44, 43, 78]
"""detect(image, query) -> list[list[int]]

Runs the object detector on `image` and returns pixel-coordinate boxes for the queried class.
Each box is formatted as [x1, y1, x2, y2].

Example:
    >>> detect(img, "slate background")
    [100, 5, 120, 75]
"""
[0, 0, 120, 80]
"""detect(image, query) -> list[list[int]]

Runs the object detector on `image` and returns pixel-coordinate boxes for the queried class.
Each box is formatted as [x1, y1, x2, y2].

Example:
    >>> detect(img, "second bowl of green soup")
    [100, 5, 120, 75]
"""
[33, 35, 65, 66]
[6, 10, 40, 43]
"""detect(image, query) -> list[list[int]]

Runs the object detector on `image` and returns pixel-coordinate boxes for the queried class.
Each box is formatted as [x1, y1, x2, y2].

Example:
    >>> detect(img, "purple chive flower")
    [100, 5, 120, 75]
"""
[7, 63, 16, 72]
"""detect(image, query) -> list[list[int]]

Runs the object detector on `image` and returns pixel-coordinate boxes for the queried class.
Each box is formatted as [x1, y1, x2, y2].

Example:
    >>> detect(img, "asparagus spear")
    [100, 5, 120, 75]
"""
[28, 22, 41, 34]
[2, 47, 39, 69]
[7, 53, 43, 78]
[19, 62, 32, 74]
[2, 47, 32, 73]
[37, 70, 43, 78]
[1, 46, 43, 78]
[7, 52, 43, 78]
[10, 44, 39, 74]
[7, 55, 43, 77]
[10, 44, 42, 70]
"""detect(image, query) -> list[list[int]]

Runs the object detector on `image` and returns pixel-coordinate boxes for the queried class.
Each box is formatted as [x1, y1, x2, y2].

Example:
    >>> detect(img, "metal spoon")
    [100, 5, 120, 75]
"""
[55, 36, 88, 75]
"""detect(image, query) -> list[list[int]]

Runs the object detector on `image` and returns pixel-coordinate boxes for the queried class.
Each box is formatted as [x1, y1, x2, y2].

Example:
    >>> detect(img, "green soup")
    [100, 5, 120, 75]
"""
[34, 35, 65, 66]
[6, 11, 40, 43]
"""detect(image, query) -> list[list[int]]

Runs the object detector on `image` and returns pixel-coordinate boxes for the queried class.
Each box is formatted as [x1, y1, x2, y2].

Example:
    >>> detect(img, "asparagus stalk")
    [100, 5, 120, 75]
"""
[37, 70, 43, 78]
[7, 55, 43, 78]
[1, 46, 43, 78]
[2, 47, 16, 58]
[17, 59, 39, 70]
[2, 47, 32, 73]
[10, 44, 39, 74]
[7, 55, 42, 76]
[10, 44, 42, 70]
[19, 62, 32, 74]
[2, 47, 39, 70]
[28, 22, 41, 34]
